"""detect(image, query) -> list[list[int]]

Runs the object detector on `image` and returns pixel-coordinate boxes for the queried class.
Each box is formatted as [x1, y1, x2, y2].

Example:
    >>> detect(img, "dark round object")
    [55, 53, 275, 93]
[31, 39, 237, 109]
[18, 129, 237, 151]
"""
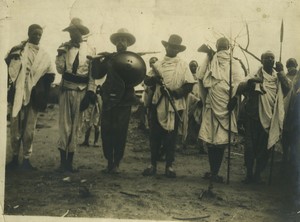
[110, 51, 146, 87]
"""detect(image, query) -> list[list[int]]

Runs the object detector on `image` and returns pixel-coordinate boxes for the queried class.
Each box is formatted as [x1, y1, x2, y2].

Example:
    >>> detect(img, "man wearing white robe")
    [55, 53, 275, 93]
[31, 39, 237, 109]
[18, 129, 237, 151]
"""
[181, 60, 206, 154]
[237, 51, 290, 184]
[198, 37, 244, 183]
[5, 24, 55, 171]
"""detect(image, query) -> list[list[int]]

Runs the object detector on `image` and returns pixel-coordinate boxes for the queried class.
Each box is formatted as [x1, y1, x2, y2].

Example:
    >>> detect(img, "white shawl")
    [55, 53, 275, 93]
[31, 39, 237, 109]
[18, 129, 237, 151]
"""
[258, 69, 285, 149]
[9, 43, 52, 117]
[151, 56, 196, 131]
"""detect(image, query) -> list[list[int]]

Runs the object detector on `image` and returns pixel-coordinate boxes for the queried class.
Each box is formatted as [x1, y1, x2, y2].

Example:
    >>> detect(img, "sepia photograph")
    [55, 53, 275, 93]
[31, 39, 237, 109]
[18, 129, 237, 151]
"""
[1, 0, 300, 221]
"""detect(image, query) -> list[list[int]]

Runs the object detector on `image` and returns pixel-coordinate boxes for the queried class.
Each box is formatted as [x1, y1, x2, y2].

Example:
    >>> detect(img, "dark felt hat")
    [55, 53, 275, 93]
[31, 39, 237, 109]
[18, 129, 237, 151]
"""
[63, 17, 89, 35]
[162, 34, 186, 52]
[110, 28, 136, 46]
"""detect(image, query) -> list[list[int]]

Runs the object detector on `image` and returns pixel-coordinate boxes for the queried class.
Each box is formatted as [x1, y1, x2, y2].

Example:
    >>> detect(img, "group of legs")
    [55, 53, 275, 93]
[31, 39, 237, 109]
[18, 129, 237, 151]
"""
[6, 101, 273, 183]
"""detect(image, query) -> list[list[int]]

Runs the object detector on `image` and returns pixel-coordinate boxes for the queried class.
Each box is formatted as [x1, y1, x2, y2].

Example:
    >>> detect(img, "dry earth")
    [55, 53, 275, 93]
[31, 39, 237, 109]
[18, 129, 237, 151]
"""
[4, 104, 300, 222]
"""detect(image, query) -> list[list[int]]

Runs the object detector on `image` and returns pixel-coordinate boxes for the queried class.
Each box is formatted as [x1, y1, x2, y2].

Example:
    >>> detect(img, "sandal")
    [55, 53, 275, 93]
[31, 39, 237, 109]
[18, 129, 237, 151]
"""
[142, 165, 156, 176]
[242, 177, 253, 184]
[165, 167, 176, 178]
[202, 172, 211, 179]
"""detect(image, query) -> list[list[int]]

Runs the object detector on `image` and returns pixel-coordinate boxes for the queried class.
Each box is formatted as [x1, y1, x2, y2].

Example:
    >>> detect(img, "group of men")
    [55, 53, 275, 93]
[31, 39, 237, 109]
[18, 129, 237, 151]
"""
[5, 18, 138, 174]
[5, 18, 300, 186]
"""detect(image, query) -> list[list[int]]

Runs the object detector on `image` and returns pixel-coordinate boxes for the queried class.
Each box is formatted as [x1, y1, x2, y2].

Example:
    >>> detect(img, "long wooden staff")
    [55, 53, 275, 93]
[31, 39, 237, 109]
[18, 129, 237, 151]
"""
[227, 40, 233, 185]
[269, 19, 284, 186]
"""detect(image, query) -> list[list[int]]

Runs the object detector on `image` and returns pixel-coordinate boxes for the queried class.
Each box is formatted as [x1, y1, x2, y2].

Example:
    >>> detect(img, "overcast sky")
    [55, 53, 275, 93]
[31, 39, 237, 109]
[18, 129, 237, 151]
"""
[0, 0, 300, 84]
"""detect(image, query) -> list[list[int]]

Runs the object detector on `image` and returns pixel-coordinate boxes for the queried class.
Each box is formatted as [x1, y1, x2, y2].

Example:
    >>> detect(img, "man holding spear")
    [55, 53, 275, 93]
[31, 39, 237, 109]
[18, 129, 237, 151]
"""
[236, 50, 290, 184]
[198, 37, 244, 183]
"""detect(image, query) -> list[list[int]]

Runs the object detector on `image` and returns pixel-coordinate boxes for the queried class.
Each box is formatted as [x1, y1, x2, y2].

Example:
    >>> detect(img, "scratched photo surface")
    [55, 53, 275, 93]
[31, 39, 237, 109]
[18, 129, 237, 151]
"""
[1, 0, 300, 222]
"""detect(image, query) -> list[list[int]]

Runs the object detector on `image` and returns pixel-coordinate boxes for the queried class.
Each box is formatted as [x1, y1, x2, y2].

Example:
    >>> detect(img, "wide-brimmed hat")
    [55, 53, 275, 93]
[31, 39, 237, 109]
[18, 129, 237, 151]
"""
[63, 17, 89, 35]
[110, 28, 136, 46]
[162, 34, 186, 52]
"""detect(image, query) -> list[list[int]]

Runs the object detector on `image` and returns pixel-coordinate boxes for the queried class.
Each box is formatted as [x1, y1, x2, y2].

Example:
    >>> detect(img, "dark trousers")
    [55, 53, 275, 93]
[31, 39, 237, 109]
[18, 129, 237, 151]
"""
[149, 107, 181, 168]
[244, 117, 270, 178]
[207, 144, 226, 176]
[101, 106, 131, 168]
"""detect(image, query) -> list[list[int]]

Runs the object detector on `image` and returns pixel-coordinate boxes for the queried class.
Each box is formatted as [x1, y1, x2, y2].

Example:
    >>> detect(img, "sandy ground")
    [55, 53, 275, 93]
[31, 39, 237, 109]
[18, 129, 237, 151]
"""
[4, 104, 300, 222]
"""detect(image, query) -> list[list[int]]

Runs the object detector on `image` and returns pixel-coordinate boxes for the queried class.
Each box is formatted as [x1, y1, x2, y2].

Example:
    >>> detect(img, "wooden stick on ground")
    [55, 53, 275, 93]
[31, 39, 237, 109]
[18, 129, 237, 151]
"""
[61, 209, 69, 217]
[120, 191, 140, 198]
[172, 215, 210, 220]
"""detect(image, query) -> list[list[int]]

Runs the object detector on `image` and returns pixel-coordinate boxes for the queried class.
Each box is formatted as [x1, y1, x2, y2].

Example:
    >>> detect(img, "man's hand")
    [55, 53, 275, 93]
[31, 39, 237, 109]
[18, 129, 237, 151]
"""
[247, 76, 263, 90]
[197, 100, 203, 108]
[43, 73, 55, 84]
[161, 87, 181, 99]
[227, 97, 238, 112]
[170, 89, 180, 99]
[152, 75, 163, 84]
[247, 76, 262, 85]
[80, 91, 95, 111]
[57, 48, 67, 56]
[275, 61, 284, 72]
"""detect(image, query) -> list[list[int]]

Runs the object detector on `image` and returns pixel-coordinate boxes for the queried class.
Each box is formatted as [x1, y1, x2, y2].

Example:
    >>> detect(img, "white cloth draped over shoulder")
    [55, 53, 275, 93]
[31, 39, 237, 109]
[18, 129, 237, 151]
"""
[181, 74, 202, 141]
[149, 56, 196, 131]
[198, 50, 244, 145]
[257, 68, 284, 149]
[8, 42, 53, 117]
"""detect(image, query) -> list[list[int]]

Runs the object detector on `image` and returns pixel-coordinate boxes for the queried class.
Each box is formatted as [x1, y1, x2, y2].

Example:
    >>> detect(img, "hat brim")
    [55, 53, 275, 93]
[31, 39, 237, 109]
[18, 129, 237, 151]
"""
[162, 40, 186, 52]
[110, 33, 136, 46]
[63, 24, 90, 35]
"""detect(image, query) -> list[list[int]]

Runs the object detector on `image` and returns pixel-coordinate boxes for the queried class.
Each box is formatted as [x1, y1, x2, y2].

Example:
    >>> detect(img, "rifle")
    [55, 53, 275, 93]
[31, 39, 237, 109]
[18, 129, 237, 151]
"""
[137, 51, 161, 56]
[87, 51, 161, 60]
[197, 44, 215, 60]
[151, 64, 183, 122]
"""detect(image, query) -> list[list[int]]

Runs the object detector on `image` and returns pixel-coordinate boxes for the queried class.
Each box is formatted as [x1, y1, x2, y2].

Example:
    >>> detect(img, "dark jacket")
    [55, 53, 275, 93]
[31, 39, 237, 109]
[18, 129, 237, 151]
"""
[94, 53, 137, 111]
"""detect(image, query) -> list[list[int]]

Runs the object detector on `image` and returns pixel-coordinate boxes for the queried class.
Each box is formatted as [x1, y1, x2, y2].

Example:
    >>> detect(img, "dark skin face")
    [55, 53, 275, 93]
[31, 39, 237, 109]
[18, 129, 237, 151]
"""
[69, 28, 83, 44]
[149, 58, 158, 68]
[189, 62, 198, 74]
[165, 45, 179, 58]
[261, 53, 275, 75]
[115, 37, 128, 52]
[28, 29, 43, 45]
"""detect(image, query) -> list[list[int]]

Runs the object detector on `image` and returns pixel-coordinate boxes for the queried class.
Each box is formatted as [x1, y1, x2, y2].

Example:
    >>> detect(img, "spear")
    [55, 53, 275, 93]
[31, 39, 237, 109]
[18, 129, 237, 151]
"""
[269, 19, 284, 186]
[279, 19, 284, 62]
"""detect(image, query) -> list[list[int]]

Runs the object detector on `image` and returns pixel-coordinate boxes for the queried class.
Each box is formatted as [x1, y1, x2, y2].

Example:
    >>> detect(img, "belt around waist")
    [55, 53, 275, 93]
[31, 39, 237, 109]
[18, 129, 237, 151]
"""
[63, 72, 89, 84]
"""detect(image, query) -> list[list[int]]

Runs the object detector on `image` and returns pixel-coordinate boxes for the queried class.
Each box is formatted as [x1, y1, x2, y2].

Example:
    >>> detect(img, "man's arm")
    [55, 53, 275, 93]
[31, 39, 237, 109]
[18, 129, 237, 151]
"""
[170, 83, 194, 99]
[277, 71, 291, 96]
[55, 43, 70, 75]
[275, 62, 291, 96]
[144, 75, 161, 87]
